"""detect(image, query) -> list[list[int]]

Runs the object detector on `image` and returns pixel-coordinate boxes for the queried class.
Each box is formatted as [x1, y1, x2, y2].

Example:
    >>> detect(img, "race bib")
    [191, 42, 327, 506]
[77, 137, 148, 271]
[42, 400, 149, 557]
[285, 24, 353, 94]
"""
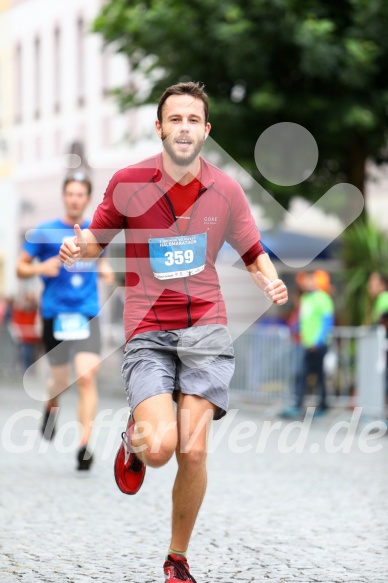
[53, 313, 90, 340]
[149, 233, 207, 280]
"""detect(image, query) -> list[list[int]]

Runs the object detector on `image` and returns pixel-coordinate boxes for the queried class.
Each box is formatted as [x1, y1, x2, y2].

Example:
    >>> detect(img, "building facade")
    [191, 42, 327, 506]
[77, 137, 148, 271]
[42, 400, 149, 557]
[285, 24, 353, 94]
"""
[1, 0, 158, 295]
[1, 0, 388, 298]
[0, 0, 18, 295]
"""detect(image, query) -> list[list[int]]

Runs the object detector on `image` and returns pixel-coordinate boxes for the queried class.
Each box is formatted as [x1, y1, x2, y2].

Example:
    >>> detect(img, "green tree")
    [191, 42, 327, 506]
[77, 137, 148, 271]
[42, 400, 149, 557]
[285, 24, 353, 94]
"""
[94, 0, 388, 211]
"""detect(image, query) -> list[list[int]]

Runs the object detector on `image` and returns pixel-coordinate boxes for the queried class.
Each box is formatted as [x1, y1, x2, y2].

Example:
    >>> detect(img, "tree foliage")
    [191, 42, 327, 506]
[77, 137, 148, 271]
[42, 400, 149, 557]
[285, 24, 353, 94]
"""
[94, 0, 388, 210]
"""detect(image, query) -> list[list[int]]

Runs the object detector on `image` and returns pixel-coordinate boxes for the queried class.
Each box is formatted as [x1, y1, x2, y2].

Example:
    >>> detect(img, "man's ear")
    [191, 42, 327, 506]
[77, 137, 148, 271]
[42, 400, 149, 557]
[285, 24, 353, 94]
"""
[155, 119, 162, 139]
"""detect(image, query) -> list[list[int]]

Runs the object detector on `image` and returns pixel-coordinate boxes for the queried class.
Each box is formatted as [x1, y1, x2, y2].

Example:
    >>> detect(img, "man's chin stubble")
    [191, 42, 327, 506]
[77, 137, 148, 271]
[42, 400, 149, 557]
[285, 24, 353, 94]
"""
[163, 143, 204, 166]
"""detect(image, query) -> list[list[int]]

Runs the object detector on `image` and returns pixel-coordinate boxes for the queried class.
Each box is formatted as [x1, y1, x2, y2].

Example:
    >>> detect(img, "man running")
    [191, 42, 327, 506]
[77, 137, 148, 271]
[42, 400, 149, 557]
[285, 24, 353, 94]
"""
[60, 82, 287, 581]
[17, 172, 114, 470]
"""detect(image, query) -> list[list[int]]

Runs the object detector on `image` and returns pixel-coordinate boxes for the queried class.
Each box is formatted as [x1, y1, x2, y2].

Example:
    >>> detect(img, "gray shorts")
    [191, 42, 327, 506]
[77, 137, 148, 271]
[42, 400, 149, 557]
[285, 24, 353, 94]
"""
[121, 325, 235, 420]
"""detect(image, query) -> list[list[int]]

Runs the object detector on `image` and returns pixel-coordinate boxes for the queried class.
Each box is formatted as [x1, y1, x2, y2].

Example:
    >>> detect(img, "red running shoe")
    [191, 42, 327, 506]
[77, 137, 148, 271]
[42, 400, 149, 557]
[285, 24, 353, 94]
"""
[114, 417, 146, 495]
[163, 554, 197, 582]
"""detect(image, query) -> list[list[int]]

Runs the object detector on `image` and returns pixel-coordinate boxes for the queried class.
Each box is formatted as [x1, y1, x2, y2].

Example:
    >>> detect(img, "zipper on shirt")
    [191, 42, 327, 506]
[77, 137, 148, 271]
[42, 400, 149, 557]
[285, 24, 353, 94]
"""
[153, 175, 207, 330]
[163, 192, 193, 327]
[174, 186, 207, 328]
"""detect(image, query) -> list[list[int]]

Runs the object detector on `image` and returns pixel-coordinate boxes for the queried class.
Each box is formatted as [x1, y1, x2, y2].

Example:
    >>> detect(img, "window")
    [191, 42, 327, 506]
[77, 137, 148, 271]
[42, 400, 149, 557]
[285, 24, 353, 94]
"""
[77, 17, 85, 107]
[35, 135, 41, 160]
[14, 44, 22, 123]
[18, 140, 23, 164]
[34, 37, 41, 119]
[101, 47, 109, 98]
[53, 27, 61, 113]
[54, 129, 61, 157]
[0, 64, 3, 121]
[102, 117, 111, 147]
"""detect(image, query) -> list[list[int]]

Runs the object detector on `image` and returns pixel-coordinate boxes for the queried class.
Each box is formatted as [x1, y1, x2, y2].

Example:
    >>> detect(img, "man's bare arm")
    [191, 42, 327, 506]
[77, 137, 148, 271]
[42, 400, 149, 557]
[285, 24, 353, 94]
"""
[16, 250, 61, 279]
[59, 225, 103, 265]
[246, 253, 288, 306]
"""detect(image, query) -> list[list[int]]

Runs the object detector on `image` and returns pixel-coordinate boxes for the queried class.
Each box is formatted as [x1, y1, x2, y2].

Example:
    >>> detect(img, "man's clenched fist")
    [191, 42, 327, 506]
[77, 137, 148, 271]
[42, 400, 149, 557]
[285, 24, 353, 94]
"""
[59, 224, 87, 266]
[256, 272, 288, 306]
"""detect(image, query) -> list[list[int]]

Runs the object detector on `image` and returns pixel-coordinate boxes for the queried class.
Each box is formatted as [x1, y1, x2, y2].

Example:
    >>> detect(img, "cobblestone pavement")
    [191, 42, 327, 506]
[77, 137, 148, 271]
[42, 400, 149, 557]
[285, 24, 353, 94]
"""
[0, 379, 387, 583]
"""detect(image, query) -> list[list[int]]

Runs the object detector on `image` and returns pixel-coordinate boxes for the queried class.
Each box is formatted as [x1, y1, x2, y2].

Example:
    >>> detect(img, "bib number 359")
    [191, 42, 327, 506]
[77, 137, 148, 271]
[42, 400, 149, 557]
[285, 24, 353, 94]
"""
[149, 232, 207, 280]
[165, 249, 194, 266]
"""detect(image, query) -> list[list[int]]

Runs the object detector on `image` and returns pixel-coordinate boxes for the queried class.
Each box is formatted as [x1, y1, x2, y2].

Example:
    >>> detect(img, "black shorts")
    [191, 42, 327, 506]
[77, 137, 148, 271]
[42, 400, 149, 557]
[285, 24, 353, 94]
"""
[42, 317, 101, 366]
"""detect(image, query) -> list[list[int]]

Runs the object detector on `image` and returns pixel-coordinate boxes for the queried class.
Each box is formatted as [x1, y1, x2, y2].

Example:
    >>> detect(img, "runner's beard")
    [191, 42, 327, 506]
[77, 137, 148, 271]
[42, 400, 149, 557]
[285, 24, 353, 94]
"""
[161, 130, 205, 166]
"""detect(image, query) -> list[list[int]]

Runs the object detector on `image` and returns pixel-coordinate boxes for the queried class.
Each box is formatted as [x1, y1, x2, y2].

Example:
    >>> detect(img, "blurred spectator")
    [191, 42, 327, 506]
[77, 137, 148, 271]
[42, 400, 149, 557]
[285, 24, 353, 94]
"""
[314, 269, 335, 295]
[286, 274, 305, 408]
[0, 296, 17, 376]
[9, 293, 42, 372]
[3, 296, 14, 324]
[377, 311, 388, 405]
[281, 271, 335, 419]
[0, 294, 7, 323]
[368, 273, 388, 404]
[367, 272, 388, 324]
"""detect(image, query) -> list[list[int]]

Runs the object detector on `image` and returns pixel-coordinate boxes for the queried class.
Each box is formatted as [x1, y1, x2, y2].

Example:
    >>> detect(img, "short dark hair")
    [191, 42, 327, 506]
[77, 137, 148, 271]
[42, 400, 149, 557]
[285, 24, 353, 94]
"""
[63, 171, 92, 196]
[157, 82, 209, 124]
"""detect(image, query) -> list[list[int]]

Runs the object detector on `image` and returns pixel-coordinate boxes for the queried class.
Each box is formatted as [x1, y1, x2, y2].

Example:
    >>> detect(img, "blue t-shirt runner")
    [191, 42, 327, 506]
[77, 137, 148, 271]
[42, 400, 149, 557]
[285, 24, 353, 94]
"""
[17, 173, 114, 472]
[24, 218, 101, 319]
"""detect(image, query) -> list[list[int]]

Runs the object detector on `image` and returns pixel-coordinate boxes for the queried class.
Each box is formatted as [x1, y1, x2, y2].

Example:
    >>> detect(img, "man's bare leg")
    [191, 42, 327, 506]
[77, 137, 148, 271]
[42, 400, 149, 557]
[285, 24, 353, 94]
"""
[47, 363, 70, 407]
[131, 393, 178, 467]
[74, 352, 100, 445]
[170, 394, 215, 553]
[126, 392, 215, 551]
[41, 363, 70, 439]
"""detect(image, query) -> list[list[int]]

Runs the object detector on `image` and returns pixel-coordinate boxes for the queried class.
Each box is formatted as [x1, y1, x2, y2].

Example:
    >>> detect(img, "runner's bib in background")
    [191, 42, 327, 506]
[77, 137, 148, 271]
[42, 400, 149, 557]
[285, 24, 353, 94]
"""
[149, 233, 207, 280]
[53, 313, 90, 340]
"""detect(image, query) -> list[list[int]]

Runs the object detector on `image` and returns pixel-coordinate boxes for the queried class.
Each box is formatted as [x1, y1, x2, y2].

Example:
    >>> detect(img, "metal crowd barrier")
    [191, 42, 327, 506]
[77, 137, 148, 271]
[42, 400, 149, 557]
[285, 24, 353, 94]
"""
[231, 325, 293, 402]
[1, 318, 386, 418]
[328, 326, 386, 418]
[230, 325, 387, 417]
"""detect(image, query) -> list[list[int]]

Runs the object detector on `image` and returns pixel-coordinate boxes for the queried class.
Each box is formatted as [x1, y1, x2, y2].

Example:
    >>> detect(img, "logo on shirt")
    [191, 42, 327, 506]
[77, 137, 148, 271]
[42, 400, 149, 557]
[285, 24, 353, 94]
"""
[70, 274, 84, 288]
[203, 216, 218, 225]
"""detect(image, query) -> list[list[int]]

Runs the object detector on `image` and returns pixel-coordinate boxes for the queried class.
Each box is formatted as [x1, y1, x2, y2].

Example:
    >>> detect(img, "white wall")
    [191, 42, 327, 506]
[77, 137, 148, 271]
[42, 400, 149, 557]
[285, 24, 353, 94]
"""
[9, 0, 157, 238]
[0, 1, 18, 295]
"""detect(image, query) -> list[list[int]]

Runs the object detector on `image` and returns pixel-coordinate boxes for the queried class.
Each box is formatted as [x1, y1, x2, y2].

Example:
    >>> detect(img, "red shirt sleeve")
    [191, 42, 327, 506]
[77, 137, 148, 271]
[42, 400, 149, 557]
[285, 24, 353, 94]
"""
[241, 241, 265, 266]
[226, 182, 265, 266]
[89, 172, 126, 248]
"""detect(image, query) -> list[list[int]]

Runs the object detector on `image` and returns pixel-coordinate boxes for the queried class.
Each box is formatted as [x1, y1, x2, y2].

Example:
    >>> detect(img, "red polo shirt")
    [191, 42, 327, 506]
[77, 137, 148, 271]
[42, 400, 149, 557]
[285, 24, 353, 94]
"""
[89, 154, 264, 340]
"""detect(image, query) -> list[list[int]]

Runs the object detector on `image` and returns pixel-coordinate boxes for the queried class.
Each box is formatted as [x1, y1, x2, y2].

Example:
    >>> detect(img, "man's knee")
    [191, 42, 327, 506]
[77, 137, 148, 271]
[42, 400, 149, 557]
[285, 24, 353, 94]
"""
[139, 433, 177, 468]
[48, 372, 70, 394]
[75, 353, 100, 389]
[177, 443, 207, 472]
[77, 369, 97, 389]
